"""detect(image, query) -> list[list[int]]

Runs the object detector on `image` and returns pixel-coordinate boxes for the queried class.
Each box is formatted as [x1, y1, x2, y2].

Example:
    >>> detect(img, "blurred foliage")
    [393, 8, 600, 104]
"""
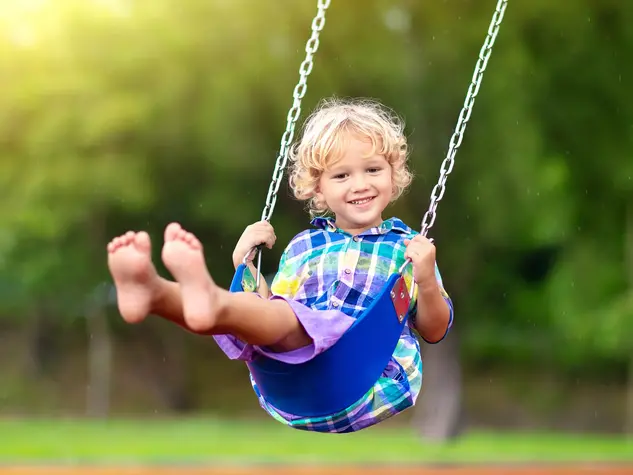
[0, 0, 631, 383]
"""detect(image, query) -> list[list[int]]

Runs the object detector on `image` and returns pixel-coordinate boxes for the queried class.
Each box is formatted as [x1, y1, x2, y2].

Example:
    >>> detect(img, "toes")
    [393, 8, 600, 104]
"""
[163, 225, 202, 250]
[108, 231, 141, 253]
[120, 232, 134, 246]
[134, 231, 152, 252]
[122, 231, 135, 240]
[164, 222, 182, 241]
[181, 232, 202, 249]
[165, 223, 190, 244]
[188, 234, 202, 249]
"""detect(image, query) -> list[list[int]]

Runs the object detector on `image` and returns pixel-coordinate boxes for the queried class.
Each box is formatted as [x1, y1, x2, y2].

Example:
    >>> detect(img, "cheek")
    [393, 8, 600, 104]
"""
[328, 183, 345, 197]
[380, 177, 394, 194]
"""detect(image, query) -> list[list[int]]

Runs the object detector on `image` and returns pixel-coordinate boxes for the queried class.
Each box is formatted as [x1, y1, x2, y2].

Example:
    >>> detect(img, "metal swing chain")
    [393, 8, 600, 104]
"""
[399, 0, 507, 280]
[247, 0, 507, 290]
[261, 0, 331, 224]
[419, 0, 508, 238]
[249, 0, 331, 288]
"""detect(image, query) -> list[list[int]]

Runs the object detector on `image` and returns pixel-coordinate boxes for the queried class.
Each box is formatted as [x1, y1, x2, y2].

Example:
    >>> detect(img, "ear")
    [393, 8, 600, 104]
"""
[311, 184, 327, 209]
[314, 182, 323, 199]
[314, 190, 325, 206]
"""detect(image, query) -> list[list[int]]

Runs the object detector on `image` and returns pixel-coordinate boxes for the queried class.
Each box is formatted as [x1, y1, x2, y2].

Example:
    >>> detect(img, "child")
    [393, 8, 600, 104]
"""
[107, 97, 454, 433]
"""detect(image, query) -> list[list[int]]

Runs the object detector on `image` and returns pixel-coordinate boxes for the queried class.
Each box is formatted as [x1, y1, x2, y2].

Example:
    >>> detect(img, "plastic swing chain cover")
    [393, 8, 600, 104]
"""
[229, 264, 411, 418]
[390, 276, 411, 323]
[241, 266, 257, 293]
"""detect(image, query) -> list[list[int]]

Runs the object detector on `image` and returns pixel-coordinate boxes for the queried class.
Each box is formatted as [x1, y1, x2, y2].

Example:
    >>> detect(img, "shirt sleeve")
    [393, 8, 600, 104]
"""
[269, 234, 306, 300]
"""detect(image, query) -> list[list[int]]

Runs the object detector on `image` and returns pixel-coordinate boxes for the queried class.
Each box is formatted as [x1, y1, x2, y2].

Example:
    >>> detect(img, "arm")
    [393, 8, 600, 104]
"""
[404, 235, 454, 343]
[414, 272, 453, 343]
[232, 221, 277, 298]
[233, 224, 306, 301]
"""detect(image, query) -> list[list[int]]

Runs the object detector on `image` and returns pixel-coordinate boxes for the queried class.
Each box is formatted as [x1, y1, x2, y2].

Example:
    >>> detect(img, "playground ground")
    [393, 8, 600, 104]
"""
[1, 419, 631, 475]
[1, 464, 633, 475]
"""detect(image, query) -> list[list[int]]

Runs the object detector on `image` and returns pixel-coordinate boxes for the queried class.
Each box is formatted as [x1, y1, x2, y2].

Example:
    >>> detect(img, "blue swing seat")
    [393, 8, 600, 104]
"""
[229, 263, 411, 418]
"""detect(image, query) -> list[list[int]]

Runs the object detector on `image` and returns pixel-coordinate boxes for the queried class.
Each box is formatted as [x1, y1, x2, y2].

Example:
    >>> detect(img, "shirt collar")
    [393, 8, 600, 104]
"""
[310, 216, 413, 236]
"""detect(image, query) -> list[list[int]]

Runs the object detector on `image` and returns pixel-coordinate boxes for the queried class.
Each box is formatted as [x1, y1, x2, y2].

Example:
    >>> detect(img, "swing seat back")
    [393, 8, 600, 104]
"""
[229, 264, 411, 418]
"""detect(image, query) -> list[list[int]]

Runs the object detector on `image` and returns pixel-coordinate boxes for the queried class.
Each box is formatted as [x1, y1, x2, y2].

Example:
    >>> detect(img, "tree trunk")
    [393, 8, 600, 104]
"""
[24, 306, 56, 378]
[85, 211, 113, 418]
[85, 304, 112, 417]
[413, 329, 464, 441]
[143, 324, 193, 412]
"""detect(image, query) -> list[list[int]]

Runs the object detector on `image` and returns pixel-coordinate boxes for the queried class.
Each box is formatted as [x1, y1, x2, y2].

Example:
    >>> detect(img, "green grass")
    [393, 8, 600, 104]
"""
[0, 418, 631, 464]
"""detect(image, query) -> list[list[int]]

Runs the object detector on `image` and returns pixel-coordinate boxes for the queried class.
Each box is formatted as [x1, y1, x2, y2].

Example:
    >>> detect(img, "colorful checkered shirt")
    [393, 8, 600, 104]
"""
[249, 216, 454, 433]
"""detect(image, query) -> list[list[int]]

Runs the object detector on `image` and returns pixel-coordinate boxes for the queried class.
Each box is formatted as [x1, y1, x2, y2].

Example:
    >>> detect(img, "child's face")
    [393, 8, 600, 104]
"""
[316, 136, 393, 235]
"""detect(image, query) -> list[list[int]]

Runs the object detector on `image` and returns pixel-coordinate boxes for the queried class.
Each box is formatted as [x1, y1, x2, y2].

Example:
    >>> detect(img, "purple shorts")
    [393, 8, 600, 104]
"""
[212, 295, 355, 364]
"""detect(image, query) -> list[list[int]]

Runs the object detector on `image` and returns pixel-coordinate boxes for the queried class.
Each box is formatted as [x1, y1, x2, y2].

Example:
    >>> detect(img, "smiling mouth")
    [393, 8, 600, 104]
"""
[349, 197, 375, 205]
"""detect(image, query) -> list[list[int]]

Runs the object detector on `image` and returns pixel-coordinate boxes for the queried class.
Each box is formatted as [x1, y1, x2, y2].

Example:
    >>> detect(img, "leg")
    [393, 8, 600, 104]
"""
[107, 230, 199, 333]
[162, 223, 311, 352]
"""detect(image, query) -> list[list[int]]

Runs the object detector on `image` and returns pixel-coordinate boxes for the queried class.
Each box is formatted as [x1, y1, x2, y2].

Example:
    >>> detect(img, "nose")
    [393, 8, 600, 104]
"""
[350, 174, 369, 192]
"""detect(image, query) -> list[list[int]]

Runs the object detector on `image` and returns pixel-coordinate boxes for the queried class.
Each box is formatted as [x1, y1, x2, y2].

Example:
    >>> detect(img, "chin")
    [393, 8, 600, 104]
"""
[354, 216, 382, 227]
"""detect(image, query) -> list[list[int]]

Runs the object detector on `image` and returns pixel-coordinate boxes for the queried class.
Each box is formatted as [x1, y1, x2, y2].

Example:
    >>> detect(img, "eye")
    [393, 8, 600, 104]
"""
[367, 167, 382, 173]
[332, 173, 348, 180]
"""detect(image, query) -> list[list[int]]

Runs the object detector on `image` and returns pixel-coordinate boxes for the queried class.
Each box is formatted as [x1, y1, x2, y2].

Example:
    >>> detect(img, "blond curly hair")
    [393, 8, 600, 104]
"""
[287, 97, 413, 216]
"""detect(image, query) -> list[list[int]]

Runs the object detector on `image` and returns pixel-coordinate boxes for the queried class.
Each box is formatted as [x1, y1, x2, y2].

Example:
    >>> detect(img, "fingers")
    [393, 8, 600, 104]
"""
[404, 235, 436, 262]
[245, 221, 277, 249]
[404, 235, 434, 248]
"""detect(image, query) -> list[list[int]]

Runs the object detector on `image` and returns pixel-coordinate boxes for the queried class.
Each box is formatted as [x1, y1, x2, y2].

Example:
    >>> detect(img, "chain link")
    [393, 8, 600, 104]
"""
[250, 0, 330, 287]
[260, 0, 331, 223]
[249, 0, 507, 287]
[419, 0, 507, 237]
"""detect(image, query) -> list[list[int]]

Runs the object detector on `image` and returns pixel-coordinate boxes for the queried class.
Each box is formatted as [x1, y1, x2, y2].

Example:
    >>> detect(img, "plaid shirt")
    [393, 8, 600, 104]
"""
[250, 216, 453, 433]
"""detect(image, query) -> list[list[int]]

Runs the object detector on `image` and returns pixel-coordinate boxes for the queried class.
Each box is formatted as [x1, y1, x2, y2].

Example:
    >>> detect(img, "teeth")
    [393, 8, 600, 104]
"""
[351, 198, 372, 205]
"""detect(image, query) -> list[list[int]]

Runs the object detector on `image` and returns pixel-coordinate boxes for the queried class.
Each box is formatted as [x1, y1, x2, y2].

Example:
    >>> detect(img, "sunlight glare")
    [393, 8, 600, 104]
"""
[2, 0, 131, 48]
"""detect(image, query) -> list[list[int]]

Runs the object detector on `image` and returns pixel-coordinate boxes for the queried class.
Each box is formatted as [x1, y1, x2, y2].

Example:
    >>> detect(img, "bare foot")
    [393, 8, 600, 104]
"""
[161, 223, 220, 333]
[107, 231, 159, 324]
